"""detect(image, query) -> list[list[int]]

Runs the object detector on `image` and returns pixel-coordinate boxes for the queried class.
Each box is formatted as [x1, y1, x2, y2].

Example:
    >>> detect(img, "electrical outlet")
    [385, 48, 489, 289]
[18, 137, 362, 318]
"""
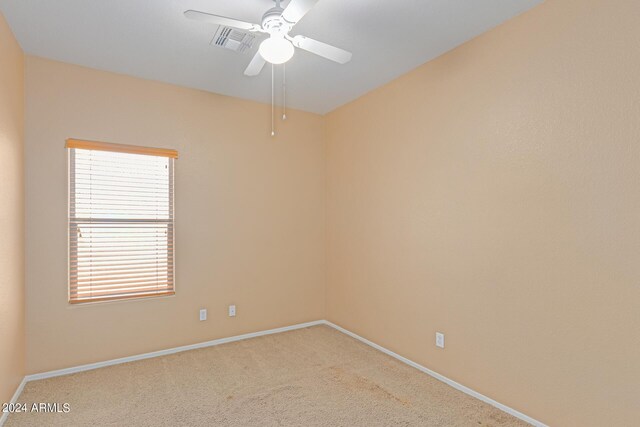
[199, 308, 207, 321]
[436, 332, 445, 348]
[228, 305, 236, 317]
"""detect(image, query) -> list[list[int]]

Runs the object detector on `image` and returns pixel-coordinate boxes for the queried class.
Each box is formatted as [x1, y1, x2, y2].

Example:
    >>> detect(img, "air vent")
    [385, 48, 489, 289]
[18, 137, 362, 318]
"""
[210, 26, 256, 53]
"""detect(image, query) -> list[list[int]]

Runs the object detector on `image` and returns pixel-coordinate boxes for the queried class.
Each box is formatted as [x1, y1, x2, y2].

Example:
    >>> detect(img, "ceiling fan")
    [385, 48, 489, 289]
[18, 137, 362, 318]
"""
[184, 0, 353, 76]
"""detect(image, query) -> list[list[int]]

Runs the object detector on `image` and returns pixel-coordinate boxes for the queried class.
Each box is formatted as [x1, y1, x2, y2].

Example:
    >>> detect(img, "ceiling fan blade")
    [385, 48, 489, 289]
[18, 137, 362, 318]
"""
[244, 51, 267, 76]
[282, 0, 319, 25]
[291, 35, 352, 64]
[184, 10, 261, 32]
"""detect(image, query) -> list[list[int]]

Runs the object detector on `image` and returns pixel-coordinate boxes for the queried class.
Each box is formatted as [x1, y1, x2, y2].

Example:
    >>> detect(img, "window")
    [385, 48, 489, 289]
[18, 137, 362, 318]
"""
[67, 139, 177, 304]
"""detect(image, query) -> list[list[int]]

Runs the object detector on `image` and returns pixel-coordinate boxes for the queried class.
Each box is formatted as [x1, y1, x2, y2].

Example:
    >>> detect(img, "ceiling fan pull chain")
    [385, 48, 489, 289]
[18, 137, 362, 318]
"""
[271, 63, 275, 137]
[283, 63, 287, 120]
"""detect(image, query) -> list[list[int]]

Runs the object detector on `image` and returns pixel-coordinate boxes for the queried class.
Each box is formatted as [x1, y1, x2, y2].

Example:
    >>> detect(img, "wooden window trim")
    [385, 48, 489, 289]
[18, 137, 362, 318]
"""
[66, 138, 178, 159]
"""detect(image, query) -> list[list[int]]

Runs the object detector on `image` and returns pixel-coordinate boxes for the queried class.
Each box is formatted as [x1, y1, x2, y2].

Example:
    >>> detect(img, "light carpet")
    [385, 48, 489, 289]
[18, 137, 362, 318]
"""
[7, 325, 529, 426]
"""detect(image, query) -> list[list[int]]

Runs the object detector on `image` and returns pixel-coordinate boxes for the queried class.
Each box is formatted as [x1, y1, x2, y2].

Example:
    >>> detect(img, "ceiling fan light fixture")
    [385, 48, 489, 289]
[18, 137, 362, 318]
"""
[259, 36, 295, 64]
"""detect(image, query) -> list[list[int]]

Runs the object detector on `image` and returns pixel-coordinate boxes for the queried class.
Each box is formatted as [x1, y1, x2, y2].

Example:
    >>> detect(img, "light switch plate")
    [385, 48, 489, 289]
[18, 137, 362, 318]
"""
[436, 332, 445, 348]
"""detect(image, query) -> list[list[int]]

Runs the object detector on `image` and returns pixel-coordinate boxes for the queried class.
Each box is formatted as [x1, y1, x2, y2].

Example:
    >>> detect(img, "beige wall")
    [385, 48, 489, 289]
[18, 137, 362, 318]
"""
[0, 13, 25, 404]
[25, 56, 326, 374]
[325, 0, 640, 425]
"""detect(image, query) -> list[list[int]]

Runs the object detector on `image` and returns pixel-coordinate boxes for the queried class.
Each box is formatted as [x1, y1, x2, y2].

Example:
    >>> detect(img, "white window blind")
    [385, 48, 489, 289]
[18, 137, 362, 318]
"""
[67, 139, 177, 304]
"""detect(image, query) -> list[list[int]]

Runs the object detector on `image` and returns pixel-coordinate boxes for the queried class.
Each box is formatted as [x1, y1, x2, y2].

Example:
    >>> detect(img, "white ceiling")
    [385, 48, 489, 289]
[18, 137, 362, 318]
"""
[0, 0, 542, 114]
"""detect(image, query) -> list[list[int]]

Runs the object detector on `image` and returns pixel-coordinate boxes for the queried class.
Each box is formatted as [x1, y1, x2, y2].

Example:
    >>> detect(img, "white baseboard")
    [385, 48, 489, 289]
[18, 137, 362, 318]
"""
[0, 377, 27, 426]
[25, 320, 325, 382]
[323, 320, 548, 427]
[6, 319, 546, 427]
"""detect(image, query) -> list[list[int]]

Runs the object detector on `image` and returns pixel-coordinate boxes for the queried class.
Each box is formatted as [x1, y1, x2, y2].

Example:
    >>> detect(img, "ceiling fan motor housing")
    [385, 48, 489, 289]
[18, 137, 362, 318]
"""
[262, 7, 293, 35]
